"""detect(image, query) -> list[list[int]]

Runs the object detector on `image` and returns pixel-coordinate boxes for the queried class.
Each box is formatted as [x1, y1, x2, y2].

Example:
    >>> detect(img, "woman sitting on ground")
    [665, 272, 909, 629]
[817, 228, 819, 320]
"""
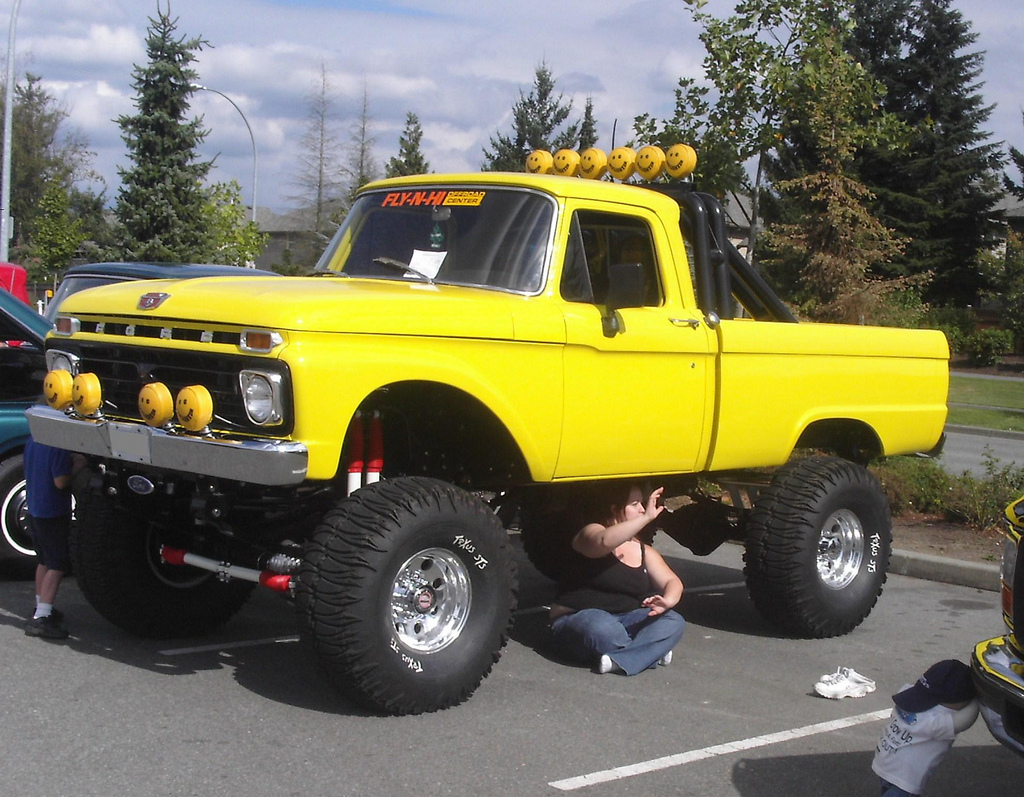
[549, 484, 685, 675]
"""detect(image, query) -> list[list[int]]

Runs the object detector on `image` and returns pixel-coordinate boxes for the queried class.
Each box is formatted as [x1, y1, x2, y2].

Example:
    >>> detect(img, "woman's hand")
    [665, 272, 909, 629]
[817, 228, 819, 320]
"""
[642, 594, 673, 616]
[646, 487, 666, 520]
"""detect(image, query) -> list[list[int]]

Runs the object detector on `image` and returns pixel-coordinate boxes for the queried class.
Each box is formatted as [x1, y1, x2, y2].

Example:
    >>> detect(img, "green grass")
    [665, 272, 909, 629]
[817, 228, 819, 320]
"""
[949, 375, 1024, 410]
[947, 406, 1024, 433]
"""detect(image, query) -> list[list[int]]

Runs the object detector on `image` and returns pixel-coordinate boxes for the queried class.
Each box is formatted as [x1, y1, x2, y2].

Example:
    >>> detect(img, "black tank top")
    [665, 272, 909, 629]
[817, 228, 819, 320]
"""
[556, 542, 655, 614]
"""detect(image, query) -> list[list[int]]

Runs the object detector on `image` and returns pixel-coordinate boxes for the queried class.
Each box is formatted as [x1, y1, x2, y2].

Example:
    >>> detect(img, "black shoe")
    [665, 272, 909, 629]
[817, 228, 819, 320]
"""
[24, 614, 69, 640]
[49, 607, 63, 625]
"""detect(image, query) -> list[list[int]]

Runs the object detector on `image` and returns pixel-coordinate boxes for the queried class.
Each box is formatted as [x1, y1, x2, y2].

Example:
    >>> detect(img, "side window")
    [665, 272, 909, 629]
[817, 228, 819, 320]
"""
[559, 210, 662, 306]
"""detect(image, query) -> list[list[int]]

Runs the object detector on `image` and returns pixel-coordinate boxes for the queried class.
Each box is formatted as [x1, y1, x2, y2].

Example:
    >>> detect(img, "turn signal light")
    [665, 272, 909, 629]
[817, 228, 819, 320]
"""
[43, 369, 74, 410]
[175, 385, 214, 432]
[138, 382, 175, 427]
[72, 373, 103, 415]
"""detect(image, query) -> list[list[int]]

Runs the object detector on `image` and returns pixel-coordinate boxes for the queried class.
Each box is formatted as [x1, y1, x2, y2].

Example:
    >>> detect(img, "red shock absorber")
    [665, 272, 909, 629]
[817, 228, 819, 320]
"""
[345, 410, 365, 495]
[366, 410, 384, 485]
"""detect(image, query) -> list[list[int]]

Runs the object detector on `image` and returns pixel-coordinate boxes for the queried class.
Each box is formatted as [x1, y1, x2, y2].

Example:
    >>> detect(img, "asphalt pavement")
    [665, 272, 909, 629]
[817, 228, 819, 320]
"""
[1, 533, 1016, 797]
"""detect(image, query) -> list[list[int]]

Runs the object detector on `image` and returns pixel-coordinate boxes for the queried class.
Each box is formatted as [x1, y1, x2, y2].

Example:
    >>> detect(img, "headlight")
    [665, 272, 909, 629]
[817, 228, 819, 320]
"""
[239, 370, 283, 426]
[45, 349, 80, 375]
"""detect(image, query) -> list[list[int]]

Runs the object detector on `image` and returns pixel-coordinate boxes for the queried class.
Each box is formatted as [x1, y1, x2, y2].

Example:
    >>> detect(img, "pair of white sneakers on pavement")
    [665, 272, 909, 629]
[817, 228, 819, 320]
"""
[814, 666, 876, 699]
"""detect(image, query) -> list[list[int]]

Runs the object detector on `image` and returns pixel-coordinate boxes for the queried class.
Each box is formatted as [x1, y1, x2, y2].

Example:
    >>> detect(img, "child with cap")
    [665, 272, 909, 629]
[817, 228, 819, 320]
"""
[872, 659, 979, 796]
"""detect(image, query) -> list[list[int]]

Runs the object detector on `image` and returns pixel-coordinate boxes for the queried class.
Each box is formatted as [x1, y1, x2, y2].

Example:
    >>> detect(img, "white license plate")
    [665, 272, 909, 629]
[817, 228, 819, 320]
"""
[108, 424, 152, 464]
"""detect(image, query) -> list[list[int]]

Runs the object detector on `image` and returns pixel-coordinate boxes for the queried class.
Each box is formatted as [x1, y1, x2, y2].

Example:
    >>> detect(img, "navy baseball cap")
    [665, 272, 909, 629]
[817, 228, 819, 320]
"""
[893, 659, 975, 712]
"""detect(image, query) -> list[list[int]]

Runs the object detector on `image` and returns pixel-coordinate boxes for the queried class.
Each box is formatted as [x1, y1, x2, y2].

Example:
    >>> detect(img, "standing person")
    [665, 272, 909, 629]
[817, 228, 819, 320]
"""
[23, 435, 76, 640]
[872, 659, 980, 796]
[548, 483, 685, 675]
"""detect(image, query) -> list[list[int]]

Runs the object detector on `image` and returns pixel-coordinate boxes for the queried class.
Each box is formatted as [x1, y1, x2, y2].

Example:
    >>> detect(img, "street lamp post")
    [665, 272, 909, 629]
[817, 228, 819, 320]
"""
[193, 84, 258, 223]
[1, 0, 23, 262]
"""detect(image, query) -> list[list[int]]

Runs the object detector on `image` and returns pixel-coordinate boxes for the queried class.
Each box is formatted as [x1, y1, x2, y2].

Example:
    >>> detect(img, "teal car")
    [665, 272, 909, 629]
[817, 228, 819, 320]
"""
[0, 288, 51, 561]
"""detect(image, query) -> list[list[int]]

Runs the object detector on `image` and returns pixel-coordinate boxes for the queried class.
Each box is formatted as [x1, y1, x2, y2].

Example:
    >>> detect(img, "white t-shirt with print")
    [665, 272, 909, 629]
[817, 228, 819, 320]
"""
[871, 691, 979, 794]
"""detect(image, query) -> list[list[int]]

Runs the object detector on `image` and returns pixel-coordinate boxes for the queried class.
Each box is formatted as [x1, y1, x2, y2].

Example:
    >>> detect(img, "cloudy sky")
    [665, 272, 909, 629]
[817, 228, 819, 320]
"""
[3, 0, 1022, 215]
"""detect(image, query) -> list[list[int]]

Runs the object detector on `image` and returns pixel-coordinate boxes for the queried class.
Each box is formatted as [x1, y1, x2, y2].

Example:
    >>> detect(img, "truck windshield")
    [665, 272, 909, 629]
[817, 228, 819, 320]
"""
[314, 187, 554, 294]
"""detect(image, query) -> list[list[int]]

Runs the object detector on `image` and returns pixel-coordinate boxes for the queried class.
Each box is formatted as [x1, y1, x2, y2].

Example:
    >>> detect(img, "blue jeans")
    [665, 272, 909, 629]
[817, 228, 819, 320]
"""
[550, 607, 685, 675]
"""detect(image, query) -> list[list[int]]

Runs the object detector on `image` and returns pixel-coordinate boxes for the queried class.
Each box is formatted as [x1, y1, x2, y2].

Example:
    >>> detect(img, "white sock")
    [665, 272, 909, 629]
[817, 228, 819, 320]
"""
[34, 602, 53, 620]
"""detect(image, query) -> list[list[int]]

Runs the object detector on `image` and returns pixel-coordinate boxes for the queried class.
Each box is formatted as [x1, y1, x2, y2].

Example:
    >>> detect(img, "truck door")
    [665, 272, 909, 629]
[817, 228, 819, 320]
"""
[554, 206, 714, 478]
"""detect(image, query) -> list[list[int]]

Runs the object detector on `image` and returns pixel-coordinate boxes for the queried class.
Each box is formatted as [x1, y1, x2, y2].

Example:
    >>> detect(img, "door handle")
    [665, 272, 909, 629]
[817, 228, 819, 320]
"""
[669, 317, 701, 329]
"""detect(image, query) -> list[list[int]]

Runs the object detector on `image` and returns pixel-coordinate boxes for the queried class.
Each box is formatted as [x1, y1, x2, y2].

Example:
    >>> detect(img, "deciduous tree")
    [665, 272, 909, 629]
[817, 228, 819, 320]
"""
[290, 61, 347, 240]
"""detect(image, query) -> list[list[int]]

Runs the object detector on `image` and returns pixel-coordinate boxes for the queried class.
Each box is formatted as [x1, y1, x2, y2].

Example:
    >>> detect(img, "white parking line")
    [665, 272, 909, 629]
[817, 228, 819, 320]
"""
[159, 635, 298, 656]
[548, 709, 890, 791]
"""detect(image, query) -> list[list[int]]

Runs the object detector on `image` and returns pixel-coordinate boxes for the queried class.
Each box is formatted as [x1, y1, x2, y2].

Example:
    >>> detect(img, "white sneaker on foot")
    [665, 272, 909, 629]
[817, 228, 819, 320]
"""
[658, 650, 673, 666]
[597, 654, 623, 674]
[814, 667, 876, 699]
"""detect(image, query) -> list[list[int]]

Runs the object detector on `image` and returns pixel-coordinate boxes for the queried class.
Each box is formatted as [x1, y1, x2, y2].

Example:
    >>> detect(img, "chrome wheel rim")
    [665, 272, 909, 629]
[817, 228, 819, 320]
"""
[817, 509, 864, 590]
[1, 478, 35, 556]
[391, 547, 471, 653]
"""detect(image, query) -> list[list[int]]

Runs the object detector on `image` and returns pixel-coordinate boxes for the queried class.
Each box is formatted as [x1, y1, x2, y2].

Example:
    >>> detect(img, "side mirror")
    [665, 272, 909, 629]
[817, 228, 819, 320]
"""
[602, 263, 645, 337]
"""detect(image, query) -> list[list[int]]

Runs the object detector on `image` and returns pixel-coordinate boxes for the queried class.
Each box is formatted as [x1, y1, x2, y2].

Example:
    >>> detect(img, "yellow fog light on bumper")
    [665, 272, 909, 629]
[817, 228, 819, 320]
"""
[72, 373, 103, 415]
[176, 385, 214, 432]
[43, 369, 74, 410]
[139, 382, 175, 427]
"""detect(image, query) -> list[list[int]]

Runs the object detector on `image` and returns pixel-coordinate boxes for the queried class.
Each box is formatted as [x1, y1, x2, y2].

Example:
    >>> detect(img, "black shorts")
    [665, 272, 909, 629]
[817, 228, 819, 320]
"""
[29, 514, 72, 572]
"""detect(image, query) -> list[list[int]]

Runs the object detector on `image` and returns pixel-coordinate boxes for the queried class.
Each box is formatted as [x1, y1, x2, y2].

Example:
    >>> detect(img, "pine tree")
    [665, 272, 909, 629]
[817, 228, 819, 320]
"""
[1007, 112, 1024, 200]
[114, 4, 212, 262]
[578, 98, 598, 150]
[482, 63, 584, 171]
[385, 112, 430, 178]
[850, 0, 1004, 305]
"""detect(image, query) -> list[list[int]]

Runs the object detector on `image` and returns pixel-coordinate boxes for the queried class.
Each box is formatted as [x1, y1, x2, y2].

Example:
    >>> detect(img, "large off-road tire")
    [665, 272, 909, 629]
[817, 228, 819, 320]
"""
[295, 477, 517, 715]
[0, 454, 34, 560]
[744, 456, 891, 638]
[72, 489, 254, 638]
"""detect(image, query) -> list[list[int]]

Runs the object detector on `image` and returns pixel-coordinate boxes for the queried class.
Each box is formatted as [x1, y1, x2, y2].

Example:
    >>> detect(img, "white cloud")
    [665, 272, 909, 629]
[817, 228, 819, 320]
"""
[0, 0, 1019, 213]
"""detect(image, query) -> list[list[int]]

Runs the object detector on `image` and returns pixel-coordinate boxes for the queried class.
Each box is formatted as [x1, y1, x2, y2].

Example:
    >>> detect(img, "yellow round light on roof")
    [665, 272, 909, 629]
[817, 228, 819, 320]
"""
[665, 143, 698, 179]
[525, 150, 554, 174]
[139, 382, 175, 427]
[636, 145, 667, 181]
[43, 369, 74, 410]
[579, 148, 608, 180]
[72, 373, 103, 416]
[607, 147, 637, 181]
[175, 385, 214, 432]
[552, 149, 582, 177]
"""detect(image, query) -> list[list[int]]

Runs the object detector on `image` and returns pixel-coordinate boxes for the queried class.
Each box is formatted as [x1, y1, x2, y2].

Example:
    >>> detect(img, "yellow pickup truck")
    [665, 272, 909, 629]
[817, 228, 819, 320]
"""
[27, 167, 948, 715]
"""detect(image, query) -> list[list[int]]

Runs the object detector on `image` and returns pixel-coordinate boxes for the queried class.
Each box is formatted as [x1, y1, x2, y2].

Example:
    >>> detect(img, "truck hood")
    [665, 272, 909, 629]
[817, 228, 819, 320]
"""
[55, 274, 537, 340]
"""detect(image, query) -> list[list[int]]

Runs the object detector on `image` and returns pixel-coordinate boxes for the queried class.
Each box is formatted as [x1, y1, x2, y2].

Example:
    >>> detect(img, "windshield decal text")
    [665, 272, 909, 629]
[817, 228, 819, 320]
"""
[381, 190, 485, 208]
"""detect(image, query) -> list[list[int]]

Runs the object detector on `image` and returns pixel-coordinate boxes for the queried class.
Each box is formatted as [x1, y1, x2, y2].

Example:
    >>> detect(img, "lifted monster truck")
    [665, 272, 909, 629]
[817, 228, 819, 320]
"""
[27, 151, 948, 715]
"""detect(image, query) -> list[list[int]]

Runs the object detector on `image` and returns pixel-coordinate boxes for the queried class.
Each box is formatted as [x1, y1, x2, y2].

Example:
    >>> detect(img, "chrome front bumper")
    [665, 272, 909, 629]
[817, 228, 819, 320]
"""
[25, 405, 308, 486]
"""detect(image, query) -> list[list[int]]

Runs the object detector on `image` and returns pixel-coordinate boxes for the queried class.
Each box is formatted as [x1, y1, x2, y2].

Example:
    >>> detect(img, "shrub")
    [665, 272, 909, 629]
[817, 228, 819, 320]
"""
[873, 451, 1024, 530]
[872, 457, 951, 516]
[941, 452, 1024, 529]
[964, 328, 1013, 367]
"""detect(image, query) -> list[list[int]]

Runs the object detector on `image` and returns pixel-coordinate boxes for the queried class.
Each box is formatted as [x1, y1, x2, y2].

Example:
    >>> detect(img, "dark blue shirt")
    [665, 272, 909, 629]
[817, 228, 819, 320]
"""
[23, 436, 73, 518]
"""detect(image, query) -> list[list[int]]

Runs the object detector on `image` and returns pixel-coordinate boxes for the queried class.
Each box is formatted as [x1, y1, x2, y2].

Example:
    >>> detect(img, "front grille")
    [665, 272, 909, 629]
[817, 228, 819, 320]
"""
[54, 340, 293, 435]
